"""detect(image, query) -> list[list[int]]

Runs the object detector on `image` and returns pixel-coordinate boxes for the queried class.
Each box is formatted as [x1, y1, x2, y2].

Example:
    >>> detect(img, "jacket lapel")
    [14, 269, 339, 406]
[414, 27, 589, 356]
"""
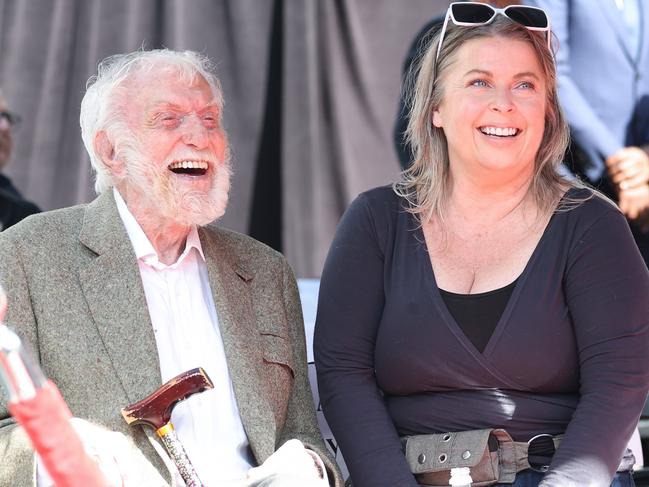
[598, 0, 637, 64]
[199, 227, 277, 463]
[639, 0, 648, 66]
[78, 191, 162, 404]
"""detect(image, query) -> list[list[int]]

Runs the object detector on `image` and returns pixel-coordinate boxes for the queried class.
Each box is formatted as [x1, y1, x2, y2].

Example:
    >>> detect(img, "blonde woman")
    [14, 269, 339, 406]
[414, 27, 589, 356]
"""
[315, 4, 649, 487]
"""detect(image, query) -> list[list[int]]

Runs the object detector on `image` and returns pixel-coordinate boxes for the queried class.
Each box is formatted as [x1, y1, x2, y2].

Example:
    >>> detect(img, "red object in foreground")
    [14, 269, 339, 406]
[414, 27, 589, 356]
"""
[8, 380, 109, 487]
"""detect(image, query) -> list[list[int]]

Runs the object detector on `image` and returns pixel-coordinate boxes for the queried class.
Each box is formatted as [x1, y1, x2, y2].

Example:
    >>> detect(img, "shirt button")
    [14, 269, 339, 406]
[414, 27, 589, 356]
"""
[418, 453, 426, 464]
[462, 450, 471, 460]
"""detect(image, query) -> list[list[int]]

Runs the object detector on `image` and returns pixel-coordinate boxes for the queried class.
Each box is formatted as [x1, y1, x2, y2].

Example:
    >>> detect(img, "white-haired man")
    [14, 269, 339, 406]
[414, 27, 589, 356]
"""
[0, 49, 342, 487]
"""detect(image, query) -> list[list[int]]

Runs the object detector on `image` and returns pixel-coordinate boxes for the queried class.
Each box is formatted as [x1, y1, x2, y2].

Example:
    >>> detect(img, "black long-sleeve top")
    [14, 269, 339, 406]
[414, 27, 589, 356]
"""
[314, 185, 649, 487]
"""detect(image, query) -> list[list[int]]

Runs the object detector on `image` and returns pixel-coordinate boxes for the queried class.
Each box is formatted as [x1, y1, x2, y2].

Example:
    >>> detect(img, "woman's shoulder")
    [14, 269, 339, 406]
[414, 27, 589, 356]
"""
[339, 185, 413, 244]
[556, 185, 627, 240]
[353, 184, 410, 216]
[357, 184, 401, 203]
[559, 186, 619, 218]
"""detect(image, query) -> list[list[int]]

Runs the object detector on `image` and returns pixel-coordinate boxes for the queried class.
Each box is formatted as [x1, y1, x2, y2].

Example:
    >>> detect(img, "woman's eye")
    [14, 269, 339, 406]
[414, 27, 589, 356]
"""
[470, 79, 488, 88]
[517, 81, 535, 90]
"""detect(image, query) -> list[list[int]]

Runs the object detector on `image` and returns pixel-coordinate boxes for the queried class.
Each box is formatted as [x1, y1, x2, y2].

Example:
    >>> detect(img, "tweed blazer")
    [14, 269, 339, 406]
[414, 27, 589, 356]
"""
[0, 191, 342, 486]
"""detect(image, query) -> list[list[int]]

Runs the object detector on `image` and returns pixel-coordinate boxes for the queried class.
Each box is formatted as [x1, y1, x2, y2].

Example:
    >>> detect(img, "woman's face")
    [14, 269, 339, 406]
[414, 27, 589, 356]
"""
[433, 36, 547, 181]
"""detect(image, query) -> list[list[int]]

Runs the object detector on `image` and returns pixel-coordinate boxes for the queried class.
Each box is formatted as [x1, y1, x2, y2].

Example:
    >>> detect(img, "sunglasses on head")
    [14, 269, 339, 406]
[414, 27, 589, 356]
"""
[435, 2, 552, 63]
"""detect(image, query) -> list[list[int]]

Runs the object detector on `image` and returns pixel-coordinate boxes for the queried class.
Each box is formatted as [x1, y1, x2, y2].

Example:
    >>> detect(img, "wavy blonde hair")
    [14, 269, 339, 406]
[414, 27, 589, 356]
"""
[394, 15, 574, 223]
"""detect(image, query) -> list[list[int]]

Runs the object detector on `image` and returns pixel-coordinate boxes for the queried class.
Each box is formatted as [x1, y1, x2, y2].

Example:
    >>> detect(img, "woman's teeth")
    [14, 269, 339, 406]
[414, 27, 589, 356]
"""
[479, 127, 519, 137]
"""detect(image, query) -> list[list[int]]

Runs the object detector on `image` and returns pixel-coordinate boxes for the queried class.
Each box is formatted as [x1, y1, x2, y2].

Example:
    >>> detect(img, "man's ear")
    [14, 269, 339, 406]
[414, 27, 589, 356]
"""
[94, 131, 125, 177]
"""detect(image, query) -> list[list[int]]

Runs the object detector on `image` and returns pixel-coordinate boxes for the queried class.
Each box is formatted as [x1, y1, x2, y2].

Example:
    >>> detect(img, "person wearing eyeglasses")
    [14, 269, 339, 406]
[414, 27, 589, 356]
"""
[315, 3, 649, 487]
[524, 0, 649, 269]
[0, 91, 40, 231]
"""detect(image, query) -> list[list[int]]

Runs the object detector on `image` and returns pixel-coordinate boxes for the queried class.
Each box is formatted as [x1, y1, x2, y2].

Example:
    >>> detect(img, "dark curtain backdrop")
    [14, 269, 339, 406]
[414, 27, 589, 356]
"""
[0, 0, 449, 277]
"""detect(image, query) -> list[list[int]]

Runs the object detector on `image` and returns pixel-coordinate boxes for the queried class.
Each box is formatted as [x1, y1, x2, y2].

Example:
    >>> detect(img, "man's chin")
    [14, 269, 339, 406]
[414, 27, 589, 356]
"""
[167, 195, 228, 227]
[183, 208, 226, 227]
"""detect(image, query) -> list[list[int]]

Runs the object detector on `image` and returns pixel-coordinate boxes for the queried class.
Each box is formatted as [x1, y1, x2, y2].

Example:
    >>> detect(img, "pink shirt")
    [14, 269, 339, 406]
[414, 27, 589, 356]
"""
[114, 189, 254, 483]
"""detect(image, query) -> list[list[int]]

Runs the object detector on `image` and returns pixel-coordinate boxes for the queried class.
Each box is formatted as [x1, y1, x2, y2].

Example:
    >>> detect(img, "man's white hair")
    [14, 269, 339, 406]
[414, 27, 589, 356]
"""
[79, 49, 224, 194]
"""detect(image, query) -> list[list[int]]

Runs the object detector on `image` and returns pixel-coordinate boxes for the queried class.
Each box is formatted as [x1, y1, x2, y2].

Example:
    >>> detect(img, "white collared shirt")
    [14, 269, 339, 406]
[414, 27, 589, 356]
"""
[114, 189, 254, 483]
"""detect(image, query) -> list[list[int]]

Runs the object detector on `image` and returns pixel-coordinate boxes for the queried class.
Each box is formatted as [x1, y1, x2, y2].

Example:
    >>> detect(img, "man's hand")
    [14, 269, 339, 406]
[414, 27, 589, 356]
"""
[37, 418, 168, 487]
[245, 439, 328, 486]
[607, 146, 649, 190]
[618, 184, 649, 232]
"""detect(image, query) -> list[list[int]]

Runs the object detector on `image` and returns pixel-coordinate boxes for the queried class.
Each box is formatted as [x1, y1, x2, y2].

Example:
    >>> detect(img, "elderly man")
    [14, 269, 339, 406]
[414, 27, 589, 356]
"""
[0, 90, 40, 231]
[0, 49, 342, 486]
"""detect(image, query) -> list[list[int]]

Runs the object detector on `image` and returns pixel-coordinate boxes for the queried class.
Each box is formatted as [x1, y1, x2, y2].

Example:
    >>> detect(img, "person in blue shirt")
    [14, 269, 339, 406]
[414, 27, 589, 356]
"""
[525, 0, 649, 265]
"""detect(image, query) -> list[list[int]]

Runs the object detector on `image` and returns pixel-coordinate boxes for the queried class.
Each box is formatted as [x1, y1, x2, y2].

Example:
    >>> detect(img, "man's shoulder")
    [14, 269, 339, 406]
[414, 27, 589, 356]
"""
[202, 224, 285, 266]
[0, 203, 88, 245]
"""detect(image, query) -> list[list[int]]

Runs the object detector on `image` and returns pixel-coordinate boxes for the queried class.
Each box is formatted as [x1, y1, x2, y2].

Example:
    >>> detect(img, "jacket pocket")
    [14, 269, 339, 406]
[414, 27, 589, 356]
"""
[260, 333, 295, 427]
[260, 333, 295, 377]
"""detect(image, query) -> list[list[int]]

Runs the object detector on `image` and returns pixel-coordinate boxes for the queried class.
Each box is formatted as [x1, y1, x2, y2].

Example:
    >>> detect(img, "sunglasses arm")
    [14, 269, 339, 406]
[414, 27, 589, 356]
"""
[435, 9, 452, 64]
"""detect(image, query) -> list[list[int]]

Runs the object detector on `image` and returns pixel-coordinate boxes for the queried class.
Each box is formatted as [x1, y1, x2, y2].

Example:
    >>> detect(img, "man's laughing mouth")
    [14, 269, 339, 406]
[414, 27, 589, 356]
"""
[168, 160, 209, 176]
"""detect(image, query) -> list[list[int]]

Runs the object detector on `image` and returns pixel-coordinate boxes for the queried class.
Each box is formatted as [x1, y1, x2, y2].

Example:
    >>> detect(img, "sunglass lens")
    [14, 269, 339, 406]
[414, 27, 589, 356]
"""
[505, 6, 549, 29]
[450, 3, 494, 23]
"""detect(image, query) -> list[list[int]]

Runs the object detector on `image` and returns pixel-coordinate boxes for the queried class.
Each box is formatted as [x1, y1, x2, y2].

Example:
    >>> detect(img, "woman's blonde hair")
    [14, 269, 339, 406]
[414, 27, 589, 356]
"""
[394, 15, 574, 223]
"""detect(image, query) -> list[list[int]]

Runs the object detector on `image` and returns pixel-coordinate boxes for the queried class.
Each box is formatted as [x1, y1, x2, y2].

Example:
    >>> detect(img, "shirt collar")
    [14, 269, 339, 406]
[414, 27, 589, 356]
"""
[113, 187, 206, 269]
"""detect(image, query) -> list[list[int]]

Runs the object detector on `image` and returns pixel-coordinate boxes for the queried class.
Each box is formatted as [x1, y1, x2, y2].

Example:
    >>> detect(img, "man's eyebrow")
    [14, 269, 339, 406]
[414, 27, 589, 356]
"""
[146, 101, 221, 113]
[147, 102, 184, 112]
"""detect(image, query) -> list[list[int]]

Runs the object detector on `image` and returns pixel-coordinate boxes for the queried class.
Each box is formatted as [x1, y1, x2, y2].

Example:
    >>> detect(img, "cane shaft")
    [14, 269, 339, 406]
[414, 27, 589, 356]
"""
[156, 423, 204, 487]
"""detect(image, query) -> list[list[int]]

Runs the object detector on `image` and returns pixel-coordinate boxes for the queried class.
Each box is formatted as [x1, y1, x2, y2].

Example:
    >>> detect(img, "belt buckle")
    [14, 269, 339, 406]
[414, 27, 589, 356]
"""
[527, 433, 555, 473]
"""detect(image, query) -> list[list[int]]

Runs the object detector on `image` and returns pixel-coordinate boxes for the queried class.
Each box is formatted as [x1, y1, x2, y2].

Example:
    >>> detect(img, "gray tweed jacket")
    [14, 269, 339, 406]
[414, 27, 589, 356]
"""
[0, 191, 342, 486]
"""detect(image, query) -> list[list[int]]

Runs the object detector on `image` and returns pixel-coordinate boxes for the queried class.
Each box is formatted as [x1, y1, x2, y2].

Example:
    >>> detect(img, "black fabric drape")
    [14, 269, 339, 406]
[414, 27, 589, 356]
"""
[249, 0, 283, 252]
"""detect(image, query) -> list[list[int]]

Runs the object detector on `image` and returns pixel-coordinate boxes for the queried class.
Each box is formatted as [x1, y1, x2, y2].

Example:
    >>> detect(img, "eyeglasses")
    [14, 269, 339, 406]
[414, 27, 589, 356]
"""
[0, 111, 21, 130]
[435, 2, 552, 63]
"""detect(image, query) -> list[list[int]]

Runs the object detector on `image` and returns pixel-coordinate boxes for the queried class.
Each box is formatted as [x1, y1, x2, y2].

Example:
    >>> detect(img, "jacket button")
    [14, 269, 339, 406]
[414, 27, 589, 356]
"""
[462, 450, 471, 460]
[418, 453, 426, 464]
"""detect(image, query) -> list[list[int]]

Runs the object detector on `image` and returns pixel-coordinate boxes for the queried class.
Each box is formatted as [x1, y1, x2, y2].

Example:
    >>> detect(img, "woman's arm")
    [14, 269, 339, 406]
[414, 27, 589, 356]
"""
[314, 192, 418, 487]
[540, 207, 649, 486]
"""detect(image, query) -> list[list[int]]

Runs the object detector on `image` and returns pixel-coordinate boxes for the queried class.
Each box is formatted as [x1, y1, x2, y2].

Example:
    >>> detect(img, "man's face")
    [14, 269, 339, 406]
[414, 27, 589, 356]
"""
[115, 70, 231, 227]
[0, 98, 14, 171]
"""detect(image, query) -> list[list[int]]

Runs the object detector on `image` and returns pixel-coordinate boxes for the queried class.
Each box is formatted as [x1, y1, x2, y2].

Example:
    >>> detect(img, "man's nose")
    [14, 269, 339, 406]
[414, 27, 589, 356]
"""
[181, 114, 209, 149]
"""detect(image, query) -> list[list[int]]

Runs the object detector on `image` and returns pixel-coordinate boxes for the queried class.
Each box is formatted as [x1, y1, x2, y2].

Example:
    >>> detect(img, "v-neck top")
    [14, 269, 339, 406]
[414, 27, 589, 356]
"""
[439, 279, 518, 353]
[314, 185, 649, 487]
